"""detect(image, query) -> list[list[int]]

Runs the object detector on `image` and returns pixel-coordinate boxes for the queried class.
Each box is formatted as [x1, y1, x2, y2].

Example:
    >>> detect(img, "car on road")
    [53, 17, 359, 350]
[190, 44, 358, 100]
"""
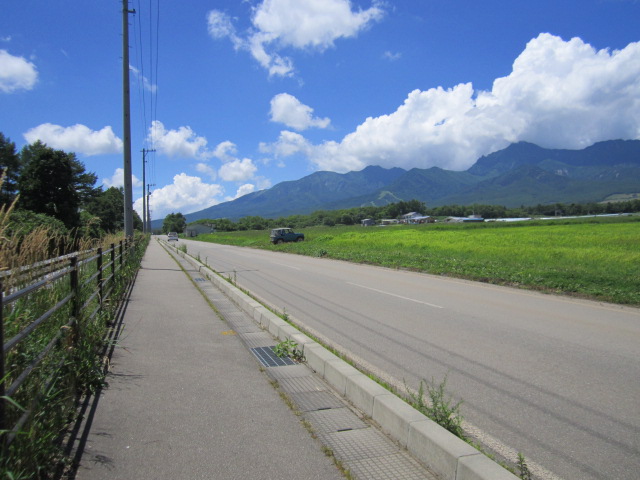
[167, 232, 179, 241]
[270, 228, 304, 244]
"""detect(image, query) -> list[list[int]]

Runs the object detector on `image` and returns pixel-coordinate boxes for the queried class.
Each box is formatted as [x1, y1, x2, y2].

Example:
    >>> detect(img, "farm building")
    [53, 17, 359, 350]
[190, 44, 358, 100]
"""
[444, 216, 485, 223]
[361, 218, 376, 227]
[399, 212, 435, 224]
[185, 223, 215, 237]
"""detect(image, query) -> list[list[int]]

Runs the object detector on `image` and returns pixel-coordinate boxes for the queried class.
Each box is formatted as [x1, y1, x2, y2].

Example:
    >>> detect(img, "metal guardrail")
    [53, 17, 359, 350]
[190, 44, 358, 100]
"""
[0, 238, 137, 447]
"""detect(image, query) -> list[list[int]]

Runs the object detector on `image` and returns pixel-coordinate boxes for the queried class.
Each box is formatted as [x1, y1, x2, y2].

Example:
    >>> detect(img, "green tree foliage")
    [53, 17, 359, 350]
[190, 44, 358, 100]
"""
[237, 215, 267, 230]
[85, 186, 127, 233]
[0, 132, 21, 205]
[17, 141, 100, 229]
[163, 212, 187, 233]
[6, 209, 69, 237]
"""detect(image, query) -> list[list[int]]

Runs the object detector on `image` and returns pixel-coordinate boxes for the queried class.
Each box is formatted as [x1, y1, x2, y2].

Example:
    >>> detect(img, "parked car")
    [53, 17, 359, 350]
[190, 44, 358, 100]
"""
[167, 232, 179, 241]
[270, 228, 304, 244]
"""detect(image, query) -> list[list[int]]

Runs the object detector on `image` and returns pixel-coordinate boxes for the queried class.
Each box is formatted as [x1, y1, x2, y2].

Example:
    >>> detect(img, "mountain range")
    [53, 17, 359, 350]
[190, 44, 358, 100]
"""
[170, 139, 640, 224]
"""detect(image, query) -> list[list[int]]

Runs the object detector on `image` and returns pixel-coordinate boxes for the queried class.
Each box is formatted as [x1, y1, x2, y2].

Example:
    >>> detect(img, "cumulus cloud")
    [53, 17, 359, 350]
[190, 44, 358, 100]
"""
[135, 173, 224, 219]
[102, 168, 142, 188]
[148, 120, 211, 159]
[260, 130, 313, 158]
[196, 162, 217, 180]
[207, 0, 385, 77]
[0, 49, 38, 93]
[230, 183, 256, 201]
[218, 158, 258, 182]
[270, 93, 330, 130]
[212, 140, 238, 162]
[263, 34, 640, 173]
[24, 123, 123, 155]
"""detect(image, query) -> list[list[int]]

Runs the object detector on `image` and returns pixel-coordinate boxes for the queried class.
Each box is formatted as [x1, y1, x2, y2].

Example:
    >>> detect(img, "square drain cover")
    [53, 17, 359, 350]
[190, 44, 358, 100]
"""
[250, 346, 296, 367]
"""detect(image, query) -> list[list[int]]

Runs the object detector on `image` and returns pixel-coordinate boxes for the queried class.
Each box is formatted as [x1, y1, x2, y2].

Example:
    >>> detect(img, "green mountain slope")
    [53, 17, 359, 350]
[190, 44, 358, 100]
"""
[173, 139, 640, 224]
[185, 165, 405, 222]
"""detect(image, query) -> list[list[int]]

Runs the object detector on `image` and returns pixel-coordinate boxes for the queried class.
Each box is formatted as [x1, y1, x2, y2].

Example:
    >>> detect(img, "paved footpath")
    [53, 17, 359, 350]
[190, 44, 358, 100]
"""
[71, 239, 345, 480]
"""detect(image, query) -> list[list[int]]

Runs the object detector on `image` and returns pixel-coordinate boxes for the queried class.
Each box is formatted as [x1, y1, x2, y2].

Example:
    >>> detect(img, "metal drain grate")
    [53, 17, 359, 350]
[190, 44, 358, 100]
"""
[250, 346, 296, 367]
[194, 277, 206, 282]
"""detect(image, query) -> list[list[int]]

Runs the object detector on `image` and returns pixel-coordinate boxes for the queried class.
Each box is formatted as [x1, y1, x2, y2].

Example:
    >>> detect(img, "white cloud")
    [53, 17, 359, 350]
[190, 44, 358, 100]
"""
[207, 10, 239, 42]
[252, 0, 385, 50]
[490, 33, 640, 149]
[260, 130, 313, 158]
[196, 162, 217, 180]
[256, 176, 272, 190]
[225, 180, 271, 202]
[102, 168, 142, 188]
[130, 65, 157, 93]
[230, 183, 256, 200]
[383, 51, 401, 61]
[207, 0, 385, 77]
[135, 173, 224, 219]
[265, 34, 640, 173]
[270, 93, 330, 130]
[0, 49, 38, 93]
[148, 120, 211, 159]
[212, 140, 238, 162]
[218, 158, 258, 182]
[23, 123, 123, 155]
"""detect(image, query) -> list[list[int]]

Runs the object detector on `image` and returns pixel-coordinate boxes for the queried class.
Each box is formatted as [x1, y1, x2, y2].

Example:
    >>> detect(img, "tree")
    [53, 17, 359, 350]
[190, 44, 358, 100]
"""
[18, 142, 80, 228]
[0, 132, 21, 205]
[162, 212, 186, 233]
[212, 218, 235, 231]
[85, 187, 126, 233]
[17, 142, 100, 229]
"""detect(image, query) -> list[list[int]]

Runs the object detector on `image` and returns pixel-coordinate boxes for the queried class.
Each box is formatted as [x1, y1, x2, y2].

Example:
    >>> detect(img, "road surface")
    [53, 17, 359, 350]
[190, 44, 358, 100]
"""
[180, 238, 640, 480]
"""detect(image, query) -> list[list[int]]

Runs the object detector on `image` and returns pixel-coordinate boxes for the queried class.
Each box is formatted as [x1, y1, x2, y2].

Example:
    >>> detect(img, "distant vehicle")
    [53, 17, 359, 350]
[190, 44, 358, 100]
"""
[270, 227, 304, 244]
[167, 232, 179, 241]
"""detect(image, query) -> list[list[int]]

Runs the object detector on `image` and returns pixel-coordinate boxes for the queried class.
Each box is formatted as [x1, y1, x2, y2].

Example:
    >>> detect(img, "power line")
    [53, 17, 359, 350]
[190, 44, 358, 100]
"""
[129, 0, 160, 230]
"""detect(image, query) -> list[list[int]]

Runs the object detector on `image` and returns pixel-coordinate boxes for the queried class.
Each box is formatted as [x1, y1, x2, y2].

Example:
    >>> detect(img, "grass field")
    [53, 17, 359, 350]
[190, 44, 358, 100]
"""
[194, 216, 640, 305]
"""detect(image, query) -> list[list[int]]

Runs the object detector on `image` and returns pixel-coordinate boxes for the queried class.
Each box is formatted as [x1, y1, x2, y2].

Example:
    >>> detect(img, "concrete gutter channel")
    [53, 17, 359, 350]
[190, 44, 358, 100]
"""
[165, 241, 519, 480]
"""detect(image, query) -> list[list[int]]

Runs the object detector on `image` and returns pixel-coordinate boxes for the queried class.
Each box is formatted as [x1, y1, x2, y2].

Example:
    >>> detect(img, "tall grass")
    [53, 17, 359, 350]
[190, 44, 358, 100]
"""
[1, 177, 149, 478]
[195, 216, 640, 305]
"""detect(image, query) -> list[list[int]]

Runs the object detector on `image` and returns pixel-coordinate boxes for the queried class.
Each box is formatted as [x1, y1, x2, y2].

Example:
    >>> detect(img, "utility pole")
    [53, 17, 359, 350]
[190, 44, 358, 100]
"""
[147, 183, 155, 233]
[122, 0, 135, 238]
[141, 148, 155, 233]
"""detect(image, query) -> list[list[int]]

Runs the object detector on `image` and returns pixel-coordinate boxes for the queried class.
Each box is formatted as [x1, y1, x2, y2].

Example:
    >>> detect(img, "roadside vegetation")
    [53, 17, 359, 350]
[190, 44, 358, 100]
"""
[192, 215, 640, 305]
[1, 134, 150, 477]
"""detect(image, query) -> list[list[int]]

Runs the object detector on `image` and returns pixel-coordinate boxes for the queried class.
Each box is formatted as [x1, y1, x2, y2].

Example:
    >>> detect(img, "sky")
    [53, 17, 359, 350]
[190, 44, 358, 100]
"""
[1, 0, 640, 221]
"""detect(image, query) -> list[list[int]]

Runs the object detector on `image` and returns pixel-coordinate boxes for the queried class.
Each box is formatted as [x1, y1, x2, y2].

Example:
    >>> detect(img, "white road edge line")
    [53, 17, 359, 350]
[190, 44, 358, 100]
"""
[270, 261, 301, 270]
[348, 282, 444, 309]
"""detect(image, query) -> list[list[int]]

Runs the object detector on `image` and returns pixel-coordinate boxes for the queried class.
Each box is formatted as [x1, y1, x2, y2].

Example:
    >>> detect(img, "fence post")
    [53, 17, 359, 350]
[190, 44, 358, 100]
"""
[97, 247, 103, 309]
[70, 257, 80, 318]
[110, 243, 116, 288]
[119, 241, 123, 269]
[0, 280, 5, 443]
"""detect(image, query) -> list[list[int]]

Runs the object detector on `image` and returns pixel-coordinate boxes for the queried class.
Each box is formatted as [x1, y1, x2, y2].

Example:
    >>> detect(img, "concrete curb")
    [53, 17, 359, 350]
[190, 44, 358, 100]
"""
[166, 241, 519, 480]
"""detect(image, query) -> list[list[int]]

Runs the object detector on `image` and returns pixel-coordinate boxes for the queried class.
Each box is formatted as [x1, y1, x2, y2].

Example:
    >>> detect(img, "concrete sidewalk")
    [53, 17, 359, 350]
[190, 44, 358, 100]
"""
[71, 239, 345, 480]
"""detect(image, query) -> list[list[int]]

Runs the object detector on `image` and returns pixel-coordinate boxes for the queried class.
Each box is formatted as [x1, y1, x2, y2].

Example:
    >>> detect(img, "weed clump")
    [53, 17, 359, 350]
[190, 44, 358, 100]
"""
[406, 375, 465, 438]
[273, 339, 304, 362]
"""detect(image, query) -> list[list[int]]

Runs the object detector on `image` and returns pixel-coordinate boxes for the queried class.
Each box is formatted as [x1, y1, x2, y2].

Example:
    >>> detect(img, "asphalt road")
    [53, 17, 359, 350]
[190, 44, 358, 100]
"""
[180, 238, 640, 480]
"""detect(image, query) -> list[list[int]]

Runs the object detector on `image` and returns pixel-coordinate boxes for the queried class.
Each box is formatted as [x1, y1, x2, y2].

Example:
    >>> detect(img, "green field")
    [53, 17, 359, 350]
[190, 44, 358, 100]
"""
[194, 216, 640, 305]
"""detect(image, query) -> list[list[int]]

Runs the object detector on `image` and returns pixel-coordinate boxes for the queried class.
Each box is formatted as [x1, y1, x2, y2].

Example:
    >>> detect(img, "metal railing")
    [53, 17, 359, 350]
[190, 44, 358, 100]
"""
[0, 238, 138, 447]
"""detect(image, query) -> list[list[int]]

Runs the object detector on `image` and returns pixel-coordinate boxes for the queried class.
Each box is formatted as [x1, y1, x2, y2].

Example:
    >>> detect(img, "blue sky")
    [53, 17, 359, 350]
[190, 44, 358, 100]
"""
[2, 0, 639, 220]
